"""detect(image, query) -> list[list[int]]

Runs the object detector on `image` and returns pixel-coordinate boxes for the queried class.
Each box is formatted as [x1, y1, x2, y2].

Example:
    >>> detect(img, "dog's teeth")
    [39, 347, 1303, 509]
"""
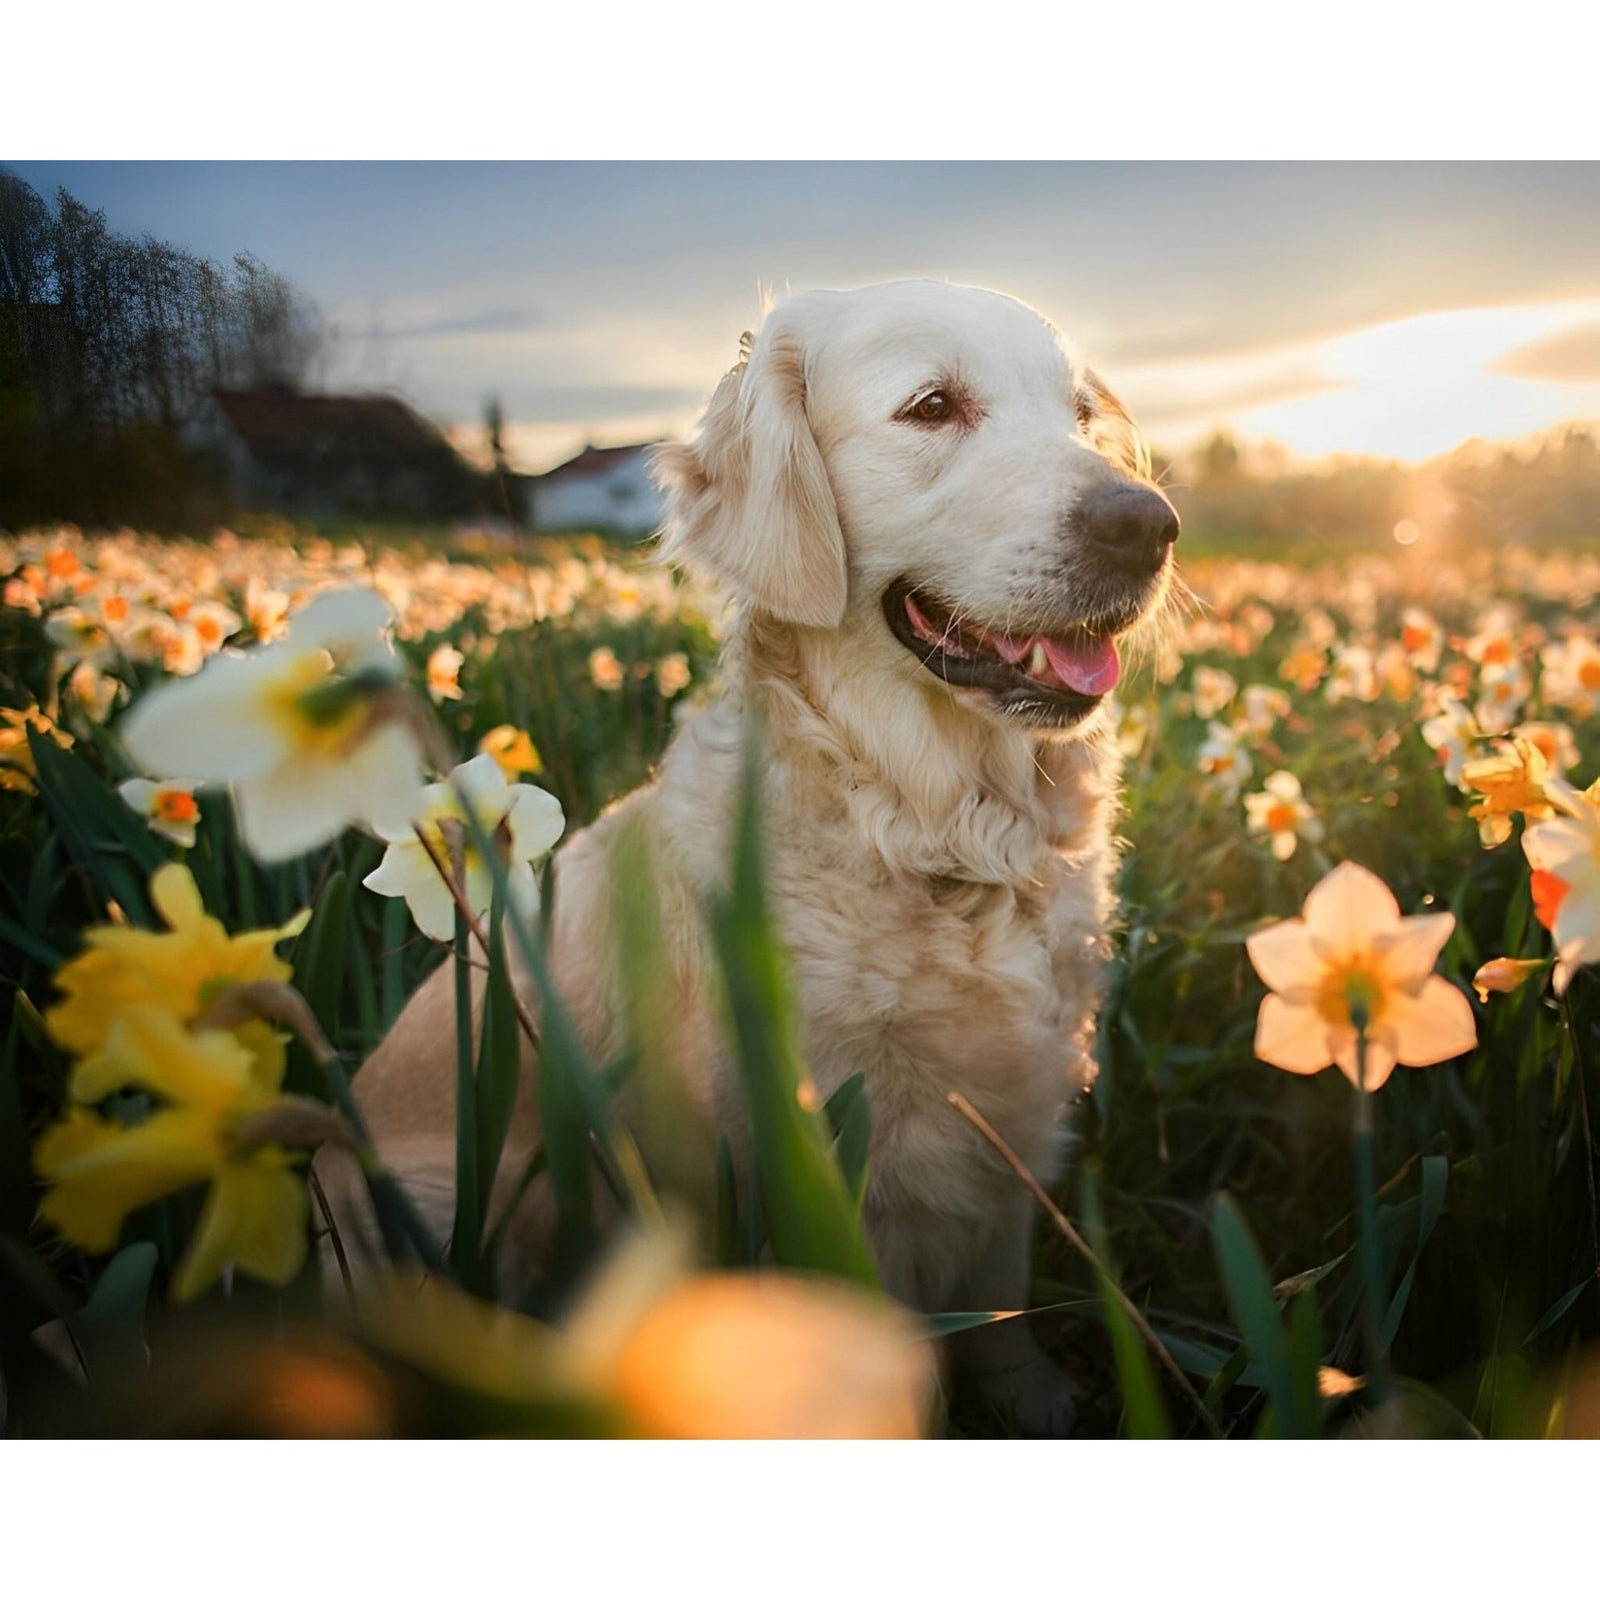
[1030, 642, 1048, 678]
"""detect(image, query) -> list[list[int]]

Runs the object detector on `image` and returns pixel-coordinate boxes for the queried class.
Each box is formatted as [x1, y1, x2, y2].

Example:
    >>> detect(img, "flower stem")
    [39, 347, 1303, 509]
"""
[1351, 1021, 1391, 1410]
[1558, 984, 1600, 1273]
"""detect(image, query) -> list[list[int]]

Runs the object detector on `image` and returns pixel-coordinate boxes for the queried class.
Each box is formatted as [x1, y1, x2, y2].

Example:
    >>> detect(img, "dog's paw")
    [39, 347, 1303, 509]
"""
[971, 1352, 1082, 1438]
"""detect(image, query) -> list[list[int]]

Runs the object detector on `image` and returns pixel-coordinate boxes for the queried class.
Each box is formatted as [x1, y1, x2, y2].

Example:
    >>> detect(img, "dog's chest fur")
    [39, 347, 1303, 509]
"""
[569, 677, 1122, 1245]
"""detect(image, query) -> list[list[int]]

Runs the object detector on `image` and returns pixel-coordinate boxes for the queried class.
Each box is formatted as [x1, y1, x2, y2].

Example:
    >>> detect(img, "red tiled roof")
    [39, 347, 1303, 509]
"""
[537, 442, 657, 483]
[214, 390, 451, 461]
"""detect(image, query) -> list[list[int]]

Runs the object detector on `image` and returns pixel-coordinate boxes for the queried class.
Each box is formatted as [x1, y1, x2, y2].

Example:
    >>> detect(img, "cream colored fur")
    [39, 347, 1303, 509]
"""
[327, 280, 1174, 1435]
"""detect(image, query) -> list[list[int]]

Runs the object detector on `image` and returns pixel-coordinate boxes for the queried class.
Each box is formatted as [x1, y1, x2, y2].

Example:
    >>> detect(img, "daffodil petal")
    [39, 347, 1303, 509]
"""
[1381, 976, 1479, 1067]
[172, 1157, 309, 1300]
[70, 1007, 260, 1111]
[349, 723, 428, 840]
[507, 784, 566, 860]
[1254, 994, 1334, 1074]
[35, 1107, 220, 1253]
[1245, 919, 1323, 993]
[1373, 911, 1458, 989]
[1302, 861, 1403, 962]
[120, 650, 292, 782]
[1333, 1032, 1399, 1091]
[149, 862, 207, 933]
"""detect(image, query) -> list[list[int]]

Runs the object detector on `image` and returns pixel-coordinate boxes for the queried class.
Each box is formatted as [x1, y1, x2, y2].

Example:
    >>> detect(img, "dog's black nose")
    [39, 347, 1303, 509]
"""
[1076, 482, 1179, 575]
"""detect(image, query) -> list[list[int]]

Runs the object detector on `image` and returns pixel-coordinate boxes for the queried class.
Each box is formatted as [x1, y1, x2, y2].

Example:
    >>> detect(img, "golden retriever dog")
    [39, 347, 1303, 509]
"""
[337, 279, 1179, 1434]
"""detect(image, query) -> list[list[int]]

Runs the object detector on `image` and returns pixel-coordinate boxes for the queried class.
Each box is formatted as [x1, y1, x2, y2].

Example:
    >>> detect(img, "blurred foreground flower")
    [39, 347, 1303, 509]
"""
[359, 1230, 934, 1439]
[0, 703, 73, 794]
[363, 752, 564, 941]
[1244, 770, 1324, 861]
[119, 587, 427, 862]
[1245, 861, 1477, 1089]
[46, 863, 308, 1070]
[118, 776, 202, 848]
[1522, 777, 1600, 994]
[1460, 737, 1555, 847]
[34, 1006, 312, 1300]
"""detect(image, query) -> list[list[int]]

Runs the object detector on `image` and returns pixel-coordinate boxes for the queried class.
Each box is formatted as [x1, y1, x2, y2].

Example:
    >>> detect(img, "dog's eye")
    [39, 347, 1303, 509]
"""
[902, 390, 956, 425]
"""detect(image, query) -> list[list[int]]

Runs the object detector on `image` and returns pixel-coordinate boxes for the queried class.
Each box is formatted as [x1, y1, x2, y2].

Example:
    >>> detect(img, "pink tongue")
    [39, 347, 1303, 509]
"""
[1040, 633, 1121, 696]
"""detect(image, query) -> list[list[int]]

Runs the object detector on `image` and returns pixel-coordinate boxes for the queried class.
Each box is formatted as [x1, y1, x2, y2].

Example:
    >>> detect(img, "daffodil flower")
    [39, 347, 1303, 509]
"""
[1245, 861, 1477, 1090]
[46, 863, 308, 1076]
[118, 776, 202, 848]
[1522, 777, 1600, 994]
[363, 753, 565, 942]
[33, 1006, 309, 1300]
[478, 724, 543, 779]
[0, 703, 73, 794]
[119, 587, 427, 862]
[1244, 770, 1324, 861]
[1460, 737, 1555, 847]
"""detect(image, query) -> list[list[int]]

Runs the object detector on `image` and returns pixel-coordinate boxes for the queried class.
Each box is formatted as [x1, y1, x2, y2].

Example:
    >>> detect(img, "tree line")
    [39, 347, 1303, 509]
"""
[0, 169, 326, 529]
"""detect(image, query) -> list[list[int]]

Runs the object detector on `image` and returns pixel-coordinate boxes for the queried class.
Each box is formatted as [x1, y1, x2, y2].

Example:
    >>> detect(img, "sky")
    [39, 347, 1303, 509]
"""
[9, 161, 1600, 473]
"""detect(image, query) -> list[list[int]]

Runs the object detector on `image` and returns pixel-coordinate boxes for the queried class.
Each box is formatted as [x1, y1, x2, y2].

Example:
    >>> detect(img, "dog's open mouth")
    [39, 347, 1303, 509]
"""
[883, 580, 1123, 724]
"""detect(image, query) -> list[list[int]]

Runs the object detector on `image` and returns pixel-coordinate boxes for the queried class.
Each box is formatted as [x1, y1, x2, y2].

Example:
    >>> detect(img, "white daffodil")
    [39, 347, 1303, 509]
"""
[363, 753, 565, 942]
[1244, 770, 1325, 861]
[118, 588, 426, 863]
[118, 777, 202, 848]
[1197, 720, 1252, 800]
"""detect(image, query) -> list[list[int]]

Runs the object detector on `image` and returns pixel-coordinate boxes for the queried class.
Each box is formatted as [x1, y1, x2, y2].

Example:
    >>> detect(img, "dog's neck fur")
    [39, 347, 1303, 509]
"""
[714, 606, 1121, 887]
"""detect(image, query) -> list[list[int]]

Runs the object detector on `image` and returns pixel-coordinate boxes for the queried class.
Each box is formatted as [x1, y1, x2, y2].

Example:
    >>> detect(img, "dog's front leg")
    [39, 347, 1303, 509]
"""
[944, 1191, 1082, 1437]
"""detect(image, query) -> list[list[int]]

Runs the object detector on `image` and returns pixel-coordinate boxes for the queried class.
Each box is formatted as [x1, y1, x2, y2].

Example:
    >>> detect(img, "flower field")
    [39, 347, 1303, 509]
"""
[2, 522, 1599, 1438]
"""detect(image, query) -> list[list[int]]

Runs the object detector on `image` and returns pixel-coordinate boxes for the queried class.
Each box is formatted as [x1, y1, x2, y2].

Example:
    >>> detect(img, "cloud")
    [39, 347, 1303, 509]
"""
[441, 383, 705, 425]
[1491, 322, 1600, 383]
[373, 305, 544, 341]
[1118, 365, 1345, 434]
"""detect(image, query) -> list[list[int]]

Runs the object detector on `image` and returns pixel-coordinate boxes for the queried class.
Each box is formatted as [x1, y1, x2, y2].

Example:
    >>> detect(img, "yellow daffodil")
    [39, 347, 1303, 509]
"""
[0, 703, 73, 794]
[118, 776, 202, 848]
[478, 723, 542, 779]
[34, 1006, 309, 1299]
[119, 587, 427, 862]
[1245, 861, 1477, 1090]
[1522, 777, 1600, 995]
[363, 753, 565, 942]
[46, 863, 307, 1073]
[1461, 738, 1555, 847]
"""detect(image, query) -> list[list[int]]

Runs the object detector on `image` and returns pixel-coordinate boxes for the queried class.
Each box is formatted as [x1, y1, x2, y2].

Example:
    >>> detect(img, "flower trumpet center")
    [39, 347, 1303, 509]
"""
[1530, 870, 1570, 933]
[154, 789, 199, 824]
[269, 653, 393, 758]
[1264, 801, 1299, 834]
[1315, 961, 1386, 1032]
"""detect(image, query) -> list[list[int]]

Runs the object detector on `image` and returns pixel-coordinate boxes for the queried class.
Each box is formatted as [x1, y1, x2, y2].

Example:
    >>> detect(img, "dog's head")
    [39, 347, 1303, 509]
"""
[654, 280, 1177, 731]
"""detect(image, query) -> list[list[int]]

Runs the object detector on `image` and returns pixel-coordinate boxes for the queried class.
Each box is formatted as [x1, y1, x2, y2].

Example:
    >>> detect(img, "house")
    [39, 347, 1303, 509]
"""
[524, 442, 664, 537]
[202, 389, 485, 520]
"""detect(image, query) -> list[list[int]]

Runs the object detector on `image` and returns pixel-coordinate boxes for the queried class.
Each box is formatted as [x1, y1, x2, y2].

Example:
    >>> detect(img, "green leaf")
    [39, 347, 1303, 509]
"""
[1082, 1166, 1170, 1439]
[27, 727, 163, 925]
[475, 889, 523, 1242]
[705, 724, 879, 1289]
[78, 1241, 158, 1379]
[1380, 1153, 1447, 1347]
[1521, 1275, 1596, 1347]
[1212, 1191, 1316, 1437]
[450, 906, 485, 1289]
[286, 869, 350, 1098]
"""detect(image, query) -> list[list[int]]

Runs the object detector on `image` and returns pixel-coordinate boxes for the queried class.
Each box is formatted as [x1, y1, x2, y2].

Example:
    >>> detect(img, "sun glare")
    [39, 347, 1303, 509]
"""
[1232, 300, 1600, 462]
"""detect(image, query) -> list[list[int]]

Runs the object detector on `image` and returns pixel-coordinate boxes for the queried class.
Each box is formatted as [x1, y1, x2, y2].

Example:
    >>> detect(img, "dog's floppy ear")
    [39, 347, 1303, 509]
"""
[652, 310, 848, 629]
[1081, 369, 1153, 482]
